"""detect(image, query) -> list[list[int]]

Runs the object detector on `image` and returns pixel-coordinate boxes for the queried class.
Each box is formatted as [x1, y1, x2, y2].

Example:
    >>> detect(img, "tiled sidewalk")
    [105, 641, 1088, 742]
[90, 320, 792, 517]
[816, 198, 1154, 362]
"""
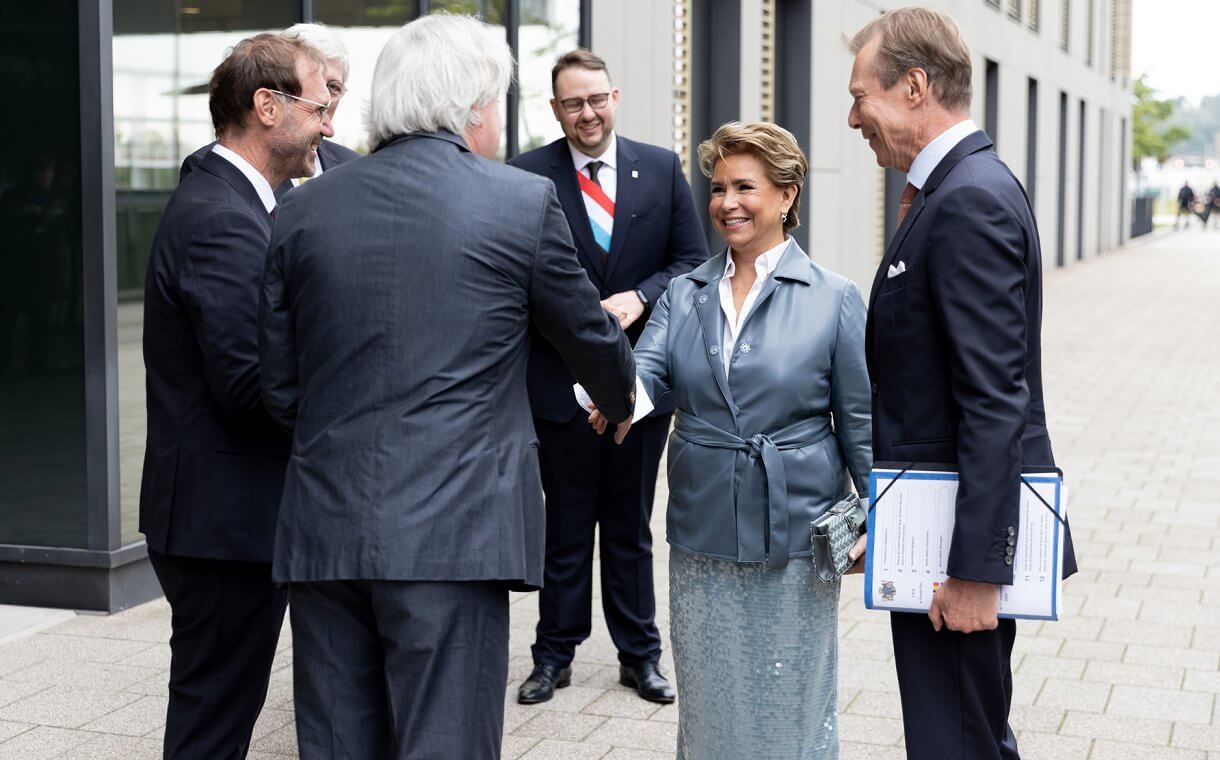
[1, 230, 1217, 759]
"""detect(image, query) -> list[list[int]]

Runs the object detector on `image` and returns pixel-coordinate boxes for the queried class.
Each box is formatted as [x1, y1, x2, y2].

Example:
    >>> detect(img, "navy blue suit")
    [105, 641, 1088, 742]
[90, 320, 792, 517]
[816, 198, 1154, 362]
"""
[141, 148, 289, 759]
[867, 131, 1077, 760]
[510, 136, 708, 668]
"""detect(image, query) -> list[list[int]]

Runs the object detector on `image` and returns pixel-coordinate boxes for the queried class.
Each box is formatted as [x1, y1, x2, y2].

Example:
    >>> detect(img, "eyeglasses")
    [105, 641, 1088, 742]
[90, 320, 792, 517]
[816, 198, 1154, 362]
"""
[558, 92, 611, 114]
[326, 81, 347, 99]
[267, 89, 332, 120]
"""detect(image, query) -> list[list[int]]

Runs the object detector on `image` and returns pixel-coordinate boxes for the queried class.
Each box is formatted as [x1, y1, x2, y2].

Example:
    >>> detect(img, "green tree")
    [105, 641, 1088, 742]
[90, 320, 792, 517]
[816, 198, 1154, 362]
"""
[1132, 74, 1191, 168]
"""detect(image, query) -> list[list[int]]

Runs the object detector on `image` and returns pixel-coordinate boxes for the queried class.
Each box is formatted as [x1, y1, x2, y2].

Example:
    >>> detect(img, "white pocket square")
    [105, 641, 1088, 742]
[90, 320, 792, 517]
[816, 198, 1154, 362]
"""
[887, 261, 907, 279]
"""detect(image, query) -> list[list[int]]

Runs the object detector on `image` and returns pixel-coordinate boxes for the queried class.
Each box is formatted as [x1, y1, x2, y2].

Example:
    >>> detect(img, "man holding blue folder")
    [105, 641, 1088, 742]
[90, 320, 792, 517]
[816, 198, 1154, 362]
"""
[847, 8, 1076, 759]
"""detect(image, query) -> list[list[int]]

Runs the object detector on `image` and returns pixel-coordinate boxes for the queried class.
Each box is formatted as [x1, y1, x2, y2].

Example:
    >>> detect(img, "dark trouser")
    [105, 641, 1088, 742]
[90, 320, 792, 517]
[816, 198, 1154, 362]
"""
[531, 412, 668, 669]
[891, 612, 1020, 760]
[148, 550, 287, 760]
[289, 580, 509, 760]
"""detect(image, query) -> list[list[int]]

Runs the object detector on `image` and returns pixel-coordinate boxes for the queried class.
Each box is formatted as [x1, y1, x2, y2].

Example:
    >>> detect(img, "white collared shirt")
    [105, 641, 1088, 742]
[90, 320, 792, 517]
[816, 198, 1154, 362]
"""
[906, 119, 979, 190]
[211, 143, 277, 214]
[568, 131, 618, 202]
[718, 238, 790, 374]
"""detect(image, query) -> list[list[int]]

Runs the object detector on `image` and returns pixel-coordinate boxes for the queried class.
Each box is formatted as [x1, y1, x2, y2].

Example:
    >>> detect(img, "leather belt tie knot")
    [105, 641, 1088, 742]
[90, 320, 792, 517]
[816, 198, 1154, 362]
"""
[674, 412, 832, 570]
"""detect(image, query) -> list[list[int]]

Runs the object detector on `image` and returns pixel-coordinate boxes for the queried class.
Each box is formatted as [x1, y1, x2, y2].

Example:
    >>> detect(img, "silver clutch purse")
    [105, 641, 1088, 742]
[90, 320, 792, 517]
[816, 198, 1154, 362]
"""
[809, 494, 868, 582]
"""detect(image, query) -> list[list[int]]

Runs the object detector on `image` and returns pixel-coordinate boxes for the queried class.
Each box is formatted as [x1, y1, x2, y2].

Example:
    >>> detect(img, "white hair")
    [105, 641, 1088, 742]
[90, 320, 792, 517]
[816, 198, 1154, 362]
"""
[365, 13, 513, 147]
[284, 22, 350, 80]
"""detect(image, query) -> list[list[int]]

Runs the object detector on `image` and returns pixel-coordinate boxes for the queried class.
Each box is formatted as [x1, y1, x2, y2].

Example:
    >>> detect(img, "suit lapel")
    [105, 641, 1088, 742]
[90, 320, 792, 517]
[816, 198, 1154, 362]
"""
[199, 151, 272, 234]
[688, 254, 736, 418]
[548, 141, 607, 282]
[868, 193, 926, 307]
[602, 137, 639, 284]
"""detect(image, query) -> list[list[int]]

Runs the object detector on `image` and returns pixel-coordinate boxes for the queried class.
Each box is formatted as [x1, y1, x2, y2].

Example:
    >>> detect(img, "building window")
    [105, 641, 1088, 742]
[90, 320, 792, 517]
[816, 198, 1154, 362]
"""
[760, 0, 776, 122]
[1027, 77, 1039, 209]
[1109, 0, 1132, 82]
[1059, 0, 1070, 52]
[1008, 0, 1022, 21]
[984, 59, 1000, 146]
[986, 0, 1001, 9]
[1029, 0, 1041, 31]
[516, 1, 582, 154]
[673, 0, 693, 178]
[1085, 0, 1095, 66]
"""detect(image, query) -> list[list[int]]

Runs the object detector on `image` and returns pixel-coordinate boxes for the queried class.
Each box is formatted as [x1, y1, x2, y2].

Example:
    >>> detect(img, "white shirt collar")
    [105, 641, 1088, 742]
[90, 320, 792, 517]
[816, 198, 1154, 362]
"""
[211, 143, 278, 214]
[906, 119, 979, 190]
[569, 131, 618, 173]
[722, 237, 790, 279]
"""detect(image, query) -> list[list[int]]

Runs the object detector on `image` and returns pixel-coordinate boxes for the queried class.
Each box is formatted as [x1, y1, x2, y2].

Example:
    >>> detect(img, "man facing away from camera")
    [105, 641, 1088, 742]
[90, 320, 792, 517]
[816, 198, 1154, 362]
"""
[258, 14, 637, 760]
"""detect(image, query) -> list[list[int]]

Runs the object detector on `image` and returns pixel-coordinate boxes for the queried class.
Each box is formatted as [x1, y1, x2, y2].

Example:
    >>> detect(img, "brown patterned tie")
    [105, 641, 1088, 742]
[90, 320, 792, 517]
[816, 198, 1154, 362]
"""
[897, 182, 918, 226]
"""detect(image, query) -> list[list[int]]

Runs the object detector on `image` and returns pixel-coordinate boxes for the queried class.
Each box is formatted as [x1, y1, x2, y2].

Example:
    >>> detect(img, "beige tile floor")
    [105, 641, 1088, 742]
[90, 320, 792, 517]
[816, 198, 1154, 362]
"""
[1, 229, 1218, 759]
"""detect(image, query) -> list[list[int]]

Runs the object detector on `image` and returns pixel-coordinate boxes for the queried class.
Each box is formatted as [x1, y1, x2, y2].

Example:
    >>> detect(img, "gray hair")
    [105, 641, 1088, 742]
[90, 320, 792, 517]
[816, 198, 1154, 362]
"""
[365, 13, 513, 147]
[846, 7, 973, 113]
[283, 22, 350, 81]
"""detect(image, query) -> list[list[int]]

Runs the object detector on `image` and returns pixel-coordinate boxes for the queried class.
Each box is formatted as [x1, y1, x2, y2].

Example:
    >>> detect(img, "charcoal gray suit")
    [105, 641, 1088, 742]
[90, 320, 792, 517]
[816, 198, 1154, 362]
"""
[258, 130, 635, 759]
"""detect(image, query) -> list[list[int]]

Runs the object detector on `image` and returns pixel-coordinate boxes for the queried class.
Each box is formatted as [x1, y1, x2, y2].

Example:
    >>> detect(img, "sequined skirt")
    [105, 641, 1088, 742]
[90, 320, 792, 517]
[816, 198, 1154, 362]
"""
[669, 550, 840, 760]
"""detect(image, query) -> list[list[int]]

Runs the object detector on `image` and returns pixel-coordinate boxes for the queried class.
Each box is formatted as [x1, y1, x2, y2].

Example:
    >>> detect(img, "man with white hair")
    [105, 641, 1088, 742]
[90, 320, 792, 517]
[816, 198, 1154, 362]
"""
[181, 22, 359, 185]
[258, 13, 637, 759]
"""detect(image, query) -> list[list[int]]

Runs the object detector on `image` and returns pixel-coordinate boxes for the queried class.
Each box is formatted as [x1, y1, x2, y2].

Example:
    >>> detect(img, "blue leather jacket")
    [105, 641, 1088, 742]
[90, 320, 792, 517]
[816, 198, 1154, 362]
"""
[635, 240, 873, 568]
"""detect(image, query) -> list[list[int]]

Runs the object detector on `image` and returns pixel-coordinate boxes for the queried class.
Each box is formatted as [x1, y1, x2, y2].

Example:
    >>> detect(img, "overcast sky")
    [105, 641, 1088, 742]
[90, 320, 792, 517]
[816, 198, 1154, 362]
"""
[1132, 0, 1219, 104]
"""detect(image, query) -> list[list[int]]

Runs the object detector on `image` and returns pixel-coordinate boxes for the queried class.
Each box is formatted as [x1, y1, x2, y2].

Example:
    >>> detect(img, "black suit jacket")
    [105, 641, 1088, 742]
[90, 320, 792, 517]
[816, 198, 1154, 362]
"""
[866, 131, 1077, 585]
[180, 139, 361, 196]
[140, 149, 290, 563]
[510, 136, 708, 422]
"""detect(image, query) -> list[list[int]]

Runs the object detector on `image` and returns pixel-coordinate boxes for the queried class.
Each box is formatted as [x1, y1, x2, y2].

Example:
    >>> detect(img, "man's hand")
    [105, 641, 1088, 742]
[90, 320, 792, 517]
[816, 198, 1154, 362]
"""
[928, 577, 999, 633]
[588, 407, 632, 444]
[601, 290, 646, 330]
[844, 534, 868, 575]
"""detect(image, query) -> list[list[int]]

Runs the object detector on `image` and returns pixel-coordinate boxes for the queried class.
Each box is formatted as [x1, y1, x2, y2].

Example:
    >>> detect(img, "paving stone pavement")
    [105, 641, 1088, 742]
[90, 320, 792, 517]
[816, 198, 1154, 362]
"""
[1, 229, 1218, 759]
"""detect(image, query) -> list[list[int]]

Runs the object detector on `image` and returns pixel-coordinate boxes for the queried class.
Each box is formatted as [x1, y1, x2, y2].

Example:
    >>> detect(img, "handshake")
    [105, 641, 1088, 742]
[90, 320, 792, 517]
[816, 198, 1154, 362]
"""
[574, 379, 654, 445]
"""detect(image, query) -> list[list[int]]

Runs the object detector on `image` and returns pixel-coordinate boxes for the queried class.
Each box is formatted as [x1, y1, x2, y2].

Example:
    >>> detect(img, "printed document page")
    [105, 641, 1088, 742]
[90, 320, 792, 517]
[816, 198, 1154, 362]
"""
[864, 468, 1065, 621]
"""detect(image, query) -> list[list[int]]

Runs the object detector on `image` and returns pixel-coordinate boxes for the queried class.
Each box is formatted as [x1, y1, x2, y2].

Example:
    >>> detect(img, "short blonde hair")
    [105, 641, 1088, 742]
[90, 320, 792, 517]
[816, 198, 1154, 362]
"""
[847, 7, 972, 113]
[697, 121, 808, 232]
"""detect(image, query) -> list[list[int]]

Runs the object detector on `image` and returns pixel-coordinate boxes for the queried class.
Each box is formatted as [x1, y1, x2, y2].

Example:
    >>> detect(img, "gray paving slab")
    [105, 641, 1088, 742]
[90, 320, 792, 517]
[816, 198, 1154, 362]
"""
[2, 229, 1219, 757]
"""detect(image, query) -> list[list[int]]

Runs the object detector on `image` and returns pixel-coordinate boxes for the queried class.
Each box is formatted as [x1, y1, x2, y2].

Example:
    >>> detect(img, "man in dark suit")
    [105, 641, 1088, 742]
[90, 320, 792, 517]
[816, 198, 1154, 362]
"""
[847, 8, 1076, 759]
[140, 33, 332, 759]
[258, 16, 637, 759]
[180, 23, 359, 188]
[1177, 181, 1196, 228]
[509, 50, 708, 705]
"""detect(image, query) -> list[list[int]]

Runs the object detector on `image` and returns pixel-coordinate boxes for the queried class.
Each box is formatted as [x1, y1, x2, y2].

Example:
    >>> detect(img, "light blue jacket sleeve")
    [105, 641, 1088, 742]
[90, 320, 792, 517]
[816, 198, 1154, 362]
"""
[830, 281, 873, 495]
[632, 285, 673, 410]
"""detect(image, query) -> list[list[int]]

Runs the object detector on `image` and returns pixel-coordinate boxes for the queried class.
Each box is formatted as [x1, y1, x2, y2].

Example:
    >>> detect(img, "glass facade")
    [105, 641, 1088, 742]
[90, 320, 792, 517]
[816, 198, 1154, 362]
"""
[0, 0, 584, 608]
[0, 3, 89, 548]
[109, 2, 585, 549]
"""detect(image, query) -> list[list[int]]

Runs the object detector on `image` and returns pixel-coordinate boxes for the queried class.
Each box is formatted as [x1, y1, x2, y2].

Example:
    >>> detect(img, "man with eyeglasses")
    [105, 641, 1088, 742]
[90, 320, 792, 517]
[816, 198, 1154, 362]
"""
[510, 49, 708, 705]
[181, 23, 359, 190]
[139, 33, 330, 759]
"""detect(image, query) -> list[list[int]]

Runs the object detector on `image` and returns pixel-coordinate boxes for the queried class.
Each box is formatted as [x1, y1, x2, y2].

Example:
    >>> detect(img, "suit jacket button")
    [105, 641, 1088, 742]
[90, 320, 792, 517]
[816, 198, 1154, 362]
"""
[1005, 546, 1015, 556]
[871, 382, 879, 395]
[1007, 536, 1016, 546]
[1007, 527, 1016, 537]
[1004, 556, 1014, 565]
[697, 294, 709, 304]
[740, 342, 751, 353]
[709, 345, 719, 356]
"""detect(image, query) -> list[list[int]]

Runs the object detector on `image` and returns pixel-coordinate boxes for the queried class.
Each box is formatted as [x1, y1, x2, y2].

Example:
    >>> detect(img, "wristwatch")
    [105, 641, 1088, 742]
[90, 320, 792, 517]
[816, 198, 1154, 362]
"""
[634, 289, 649, 308]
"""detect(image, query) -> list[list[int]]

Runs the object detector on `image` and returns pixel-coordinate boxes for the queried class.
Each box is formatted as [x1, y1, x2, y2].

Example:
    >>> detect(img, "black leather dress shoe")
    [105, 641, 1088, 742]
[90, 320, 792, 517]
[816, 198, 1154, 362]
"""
[619, 662, 675, 703]
[517, 663, 572, 704]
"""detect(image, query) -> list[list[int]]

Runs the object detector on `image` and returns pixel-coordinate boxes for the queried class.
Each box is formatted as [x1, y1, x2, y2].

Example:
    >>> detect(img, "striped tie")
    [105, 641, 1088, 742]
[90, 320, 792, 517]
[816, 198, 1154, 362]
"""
[578, 161, 614, 258]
